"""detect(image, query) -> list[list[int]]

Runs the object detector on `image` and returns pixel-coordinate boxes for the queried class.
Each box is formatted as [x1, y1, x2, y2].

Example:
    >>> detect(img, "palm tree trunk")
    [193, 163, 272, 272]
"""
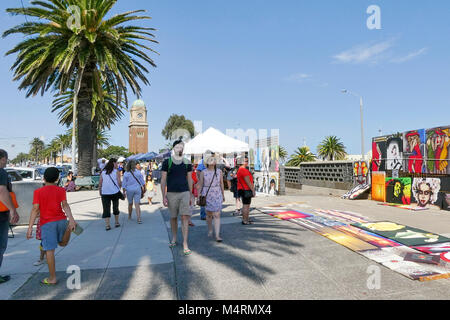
[77, 62, 95, 176]
[92, 121, 98, 171]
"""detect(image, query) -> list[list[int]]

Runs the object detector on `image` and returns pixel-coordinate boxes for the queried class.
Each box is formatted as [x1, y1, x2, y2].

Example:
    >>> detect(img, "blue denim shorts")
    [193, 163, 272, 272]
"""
[127, 187, 142, 205]
[41, 219, 68, 251]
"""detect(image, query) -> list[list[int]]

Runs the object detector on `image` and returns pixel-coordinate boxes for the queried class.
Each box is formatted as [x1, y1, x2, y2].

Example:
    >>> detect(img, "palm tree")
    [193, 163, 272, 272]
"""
[317, 136, 347, 161]
[52, 82, 125, 167]
[279, 146, 288, 162]
[52, 134, 71, 164]
[29, 137, 45, 163]
[286, 147, 316, 167]
[4, 0, 158, 175]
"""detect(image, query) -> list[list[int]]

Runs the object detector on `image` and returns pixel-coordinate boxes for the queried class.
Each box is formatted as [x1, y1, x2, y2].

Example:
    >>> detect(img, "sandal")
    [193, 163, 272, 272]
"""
[41, 278, 57, 286]
[189, 222, 195, 227]
[115, 223, 121, 228]
[216, 238, 223, 242]
[183, 249, 192, 256]
[169, 242, 177, 248]
[106, 226, 111, 231]
[137, 220, 142, 224]
[242, 221, 252, 225]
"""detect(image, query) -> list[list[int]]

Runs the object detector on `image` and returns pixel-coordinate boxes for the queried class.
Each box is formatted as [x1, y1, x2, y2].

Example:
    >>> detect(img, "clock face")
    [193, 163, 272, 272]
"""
[137, 113, 143, 119]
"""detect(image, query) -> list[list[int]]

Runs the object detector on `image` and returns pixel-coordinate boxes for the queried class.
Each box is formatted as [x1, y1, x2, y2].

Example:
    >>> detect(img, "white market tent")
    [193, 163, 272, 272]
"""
[184, 127, 249, 154]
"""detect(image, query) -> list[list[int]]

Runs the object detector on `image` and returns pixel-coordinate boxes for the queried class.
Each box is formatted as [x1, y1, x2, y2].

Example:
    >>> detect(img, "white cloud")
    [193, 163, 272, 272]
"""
[390, 47, 428, 63]
[332, 39, 395, 64]
[284, 73, 312, 82]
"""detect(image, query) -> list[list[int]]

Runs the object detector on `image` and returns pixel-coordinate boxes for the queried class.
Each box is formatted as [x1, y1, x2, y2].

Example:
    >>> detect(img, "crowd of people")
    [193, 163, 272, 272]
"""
[0, 143, 256, 284]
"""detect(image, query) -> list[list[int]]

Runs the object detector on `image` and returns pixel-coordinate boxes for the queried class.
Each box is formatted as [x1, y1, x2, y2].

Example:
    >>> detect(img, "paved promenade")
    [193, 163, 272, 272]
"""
[1, 186, 450, 300]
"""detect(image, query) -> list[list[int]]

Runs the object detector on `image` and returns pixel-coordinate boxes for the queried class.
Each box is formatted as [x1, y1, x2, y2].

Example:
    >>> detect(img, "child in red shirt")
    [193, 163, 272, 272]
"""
[27, 167, 77, 285]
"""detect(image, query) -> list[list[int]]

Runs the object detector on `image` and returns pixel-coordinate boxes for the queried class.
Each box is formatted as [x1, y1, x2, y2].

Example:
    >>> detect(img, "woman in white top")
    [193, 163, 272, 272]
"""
[98, 159, 122, 231]
[122, 160, 146, 224]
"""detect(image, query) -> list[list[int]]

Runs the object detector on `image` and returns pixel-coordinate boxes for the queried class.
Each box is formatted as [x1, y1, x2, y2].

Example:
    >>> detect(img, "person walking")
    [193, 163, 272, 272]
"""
[98, 159, 122, 230]
[146, 171, 156, 205]
[0, 149, 19, 284]
[161, 140, 193, 255]
[196, 157, 207, 220]
[229, 167, 241, 215]
[236, 156, 255, 225]
[27, 167, 77, 285]
[197, 154, 225, 242]
[122, 160, 146, 224]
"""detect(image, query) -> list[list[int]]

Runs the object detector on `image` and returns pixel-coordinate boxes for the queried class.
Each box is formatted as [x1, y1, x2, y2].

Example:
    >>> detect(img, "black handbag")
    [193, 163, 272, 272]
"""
[108, 174, 125, 200]
[198, 170, 217, 207]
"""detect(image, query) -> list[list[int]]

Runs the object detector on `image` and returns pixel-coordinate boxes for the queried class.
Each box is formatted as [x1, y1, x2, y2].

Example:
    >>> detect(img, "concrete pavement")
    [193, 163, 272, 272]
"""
[1, 185, 450, 300]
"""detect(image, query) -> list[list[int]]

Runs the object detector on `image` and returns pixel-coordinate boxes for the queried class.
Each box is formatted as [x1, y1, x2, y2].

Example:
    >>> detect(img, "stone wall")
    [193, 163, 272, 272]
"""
[284, 161, 355, 190]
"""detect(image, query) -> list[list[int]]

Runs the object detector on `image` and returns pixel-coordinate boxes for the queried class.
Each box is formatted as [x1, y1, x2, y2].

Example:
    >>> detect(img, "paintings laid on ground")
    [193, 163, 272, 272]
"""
[260, 205, 450, 281]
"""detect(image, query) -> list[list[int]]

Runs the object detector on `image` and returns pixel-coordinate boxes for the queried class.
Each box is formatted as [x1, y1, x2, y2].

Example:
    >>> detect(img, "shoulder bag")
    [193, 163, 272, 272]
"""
[130, 170, 146, 199]
[108, 173, 125, 200]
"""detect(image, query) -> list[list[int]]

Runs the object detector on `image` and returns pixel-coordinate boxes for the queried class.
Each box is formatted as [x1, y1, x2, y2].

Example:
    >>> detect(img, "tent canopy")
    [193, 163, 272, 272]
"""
[184, 127, 249, 154]
[135, 152, 158, 161]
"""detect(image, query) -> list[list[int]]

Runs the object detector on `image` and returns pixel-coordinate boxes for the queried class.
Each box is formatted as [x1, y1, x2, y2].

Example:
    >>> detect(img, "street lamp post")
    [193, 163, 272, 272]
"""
[342, 89, 365, 161]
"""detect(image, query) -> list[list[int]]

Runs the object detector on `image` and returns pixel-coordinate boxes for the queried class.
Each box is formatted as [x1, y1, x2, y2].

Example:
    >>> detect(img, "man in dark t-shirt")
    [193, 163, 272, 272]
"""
[161, 140, 193, 255]
[0, 149, 19, 284]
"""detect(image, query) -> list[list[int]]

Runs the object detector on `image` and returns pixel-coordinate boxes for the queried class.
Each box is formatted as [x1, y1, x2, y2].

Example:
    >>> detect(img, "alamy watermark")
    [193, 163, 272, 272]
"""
[367, 5, 381, 30]
[366, 265, 381, 290]
[66, 265, 81, 290]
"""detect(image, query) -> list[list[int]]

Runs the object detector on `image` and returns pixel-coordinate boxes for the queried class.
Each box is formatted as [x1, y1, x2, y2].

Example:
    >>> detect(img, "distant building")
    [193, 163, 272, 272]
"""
[129, 99, 149, 154]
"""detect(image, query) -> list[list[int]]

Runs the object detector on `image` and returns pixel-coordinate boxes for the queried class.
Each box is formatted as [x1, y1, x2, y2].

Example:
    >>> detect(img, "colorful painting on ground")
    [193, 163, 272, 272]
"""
[334, 225, 402, 248]
[377, 203, 429, 211]
[381, 260, 450, 281]
[351, 221, 450, 247]
[267, 211, 312, 220]
[258, 207, 450, 281]
[385, 177, 412, 204]
[313, 209, 370, 224]
[403, 129, 426, 173]
[371, 172, 386, 202]
[426, 127, 450, 174]
[412, 242, 450, 254]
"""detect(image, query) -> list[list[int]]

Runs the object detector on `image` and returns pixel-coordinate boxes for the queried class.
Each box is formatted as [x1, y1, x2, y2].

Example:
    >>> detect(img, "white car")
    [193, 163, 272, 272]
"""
[14, 167, 43, 181]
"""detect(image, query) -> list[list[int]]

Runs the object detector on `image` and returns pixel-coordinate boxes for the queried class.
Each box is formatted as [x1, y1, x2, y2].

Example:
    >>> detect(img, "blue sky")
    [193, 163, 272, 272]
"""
[1, 0, 450, 159]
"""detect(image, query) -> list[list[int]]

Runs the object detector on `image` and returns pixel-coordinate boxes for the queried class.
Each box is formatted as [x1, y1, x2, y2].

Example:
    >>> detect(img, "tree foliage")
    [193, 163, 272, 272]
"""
[161, 114, 195, 141]
[286, 146, 316, 167]
[317, 136, 347, 161]
[4, 0, 158, 175]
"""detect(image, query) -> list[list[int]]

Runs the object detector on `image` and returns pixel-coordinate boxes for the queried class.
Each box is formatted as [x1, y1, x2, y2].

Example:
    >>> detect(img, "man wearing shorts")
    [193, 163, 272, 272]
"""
[161, 140, 193, 255]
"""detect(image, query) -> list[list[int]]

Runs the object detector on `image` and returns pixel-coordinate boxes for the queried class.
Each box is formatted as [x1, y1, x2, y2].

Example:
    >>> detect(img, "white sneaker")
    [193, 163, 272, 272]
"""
[33, 259, 46, 266]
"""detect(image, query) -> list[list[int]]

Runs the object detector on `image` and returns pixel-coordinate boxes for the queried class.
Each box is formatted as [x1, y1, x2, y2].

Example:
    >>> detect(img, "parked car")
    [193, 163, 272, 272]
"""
[13, 167, 43, 181]
[5, 168, 23, 182]
[37, 166, 68, 179]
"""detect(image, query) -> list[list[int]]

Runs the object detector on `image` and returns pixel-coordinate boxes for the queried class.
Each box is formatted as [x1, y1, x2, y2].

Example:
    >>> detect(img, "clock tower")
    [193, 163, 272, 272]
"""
[129, 99, 148, 154]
